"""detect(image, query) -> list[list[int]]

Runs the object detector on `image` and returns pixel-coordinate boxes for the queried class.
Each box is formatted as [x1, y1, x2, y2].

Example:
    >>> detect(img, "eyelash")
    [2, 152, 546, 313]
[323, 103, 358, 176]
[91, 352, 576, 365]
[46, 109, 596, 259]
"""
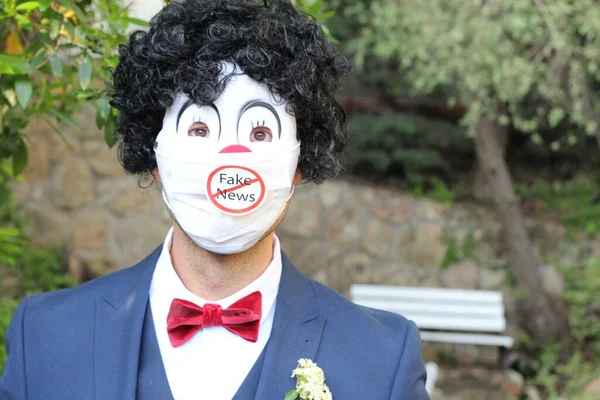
[251, 120, 266, 128]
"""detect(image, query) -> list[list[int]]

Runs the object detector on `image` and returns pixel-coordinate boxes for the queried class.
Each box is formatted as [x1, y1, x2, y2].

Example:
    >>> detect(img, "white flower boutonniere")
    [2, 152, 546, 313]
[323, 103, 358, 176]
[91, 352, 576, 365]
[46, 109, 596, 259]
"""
[285, 358, 332, 400]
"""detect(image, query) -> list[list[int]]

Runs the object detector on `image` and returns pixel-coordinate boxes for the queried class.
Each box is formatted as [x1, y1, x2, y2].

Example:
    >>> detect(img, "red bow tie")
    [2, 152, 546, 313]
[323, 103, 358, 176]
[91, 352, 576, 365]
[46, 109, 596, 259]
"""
[167, 291, 262, 347]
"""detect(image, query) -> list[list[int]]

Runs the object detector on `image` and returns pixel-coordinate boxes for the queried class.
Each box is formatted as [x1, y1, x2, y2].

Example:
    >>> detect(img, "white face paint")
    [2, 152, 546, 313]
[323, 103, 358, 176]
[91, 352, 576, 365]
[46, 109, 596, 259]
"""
[165, 63, 298, 153]
[154, 63, 301, 254]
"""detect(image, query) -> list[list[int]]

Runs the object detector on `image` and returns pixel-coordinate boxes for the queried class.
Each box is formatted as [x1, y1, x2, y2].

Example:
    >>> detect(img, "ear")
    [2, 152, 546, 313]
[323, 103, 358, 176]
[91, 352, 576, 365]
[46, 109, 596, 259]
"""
[152, 167, 162, 183]
[293, 168, 301, 185]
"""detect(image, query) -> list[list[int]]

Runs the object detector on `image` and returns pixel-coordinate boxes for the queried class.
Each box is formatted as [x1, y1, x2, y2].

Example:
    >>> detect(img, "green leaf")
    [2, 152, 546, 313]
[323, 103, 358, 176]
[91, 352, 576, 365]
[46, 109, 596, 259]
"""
[79, 55, 92, 89]
[12, 137, 28, 176]
[3, 89, 17, 107]
[315, 10, 335, 22]
[15, 80, 33, 109]
[49, 54, 63, 77]
[15, 1, 39, 11]
[57, 0, 86, 21]
[49, 19, 60, 40]
[284, 390, 299, 400]
[119, 17, 150, 27]
[15, 14, 33, 28]
[29, 48, 46, 72]
[307, 0, 323, 16]
[96, 0, 110, 14]
[38, 0, 51, 11]
[104, 113, 117, 148]
[48, 108, 77, 128]
[0, 54, 30, 75]
[95, 97, 110, 129]
[95, 113, 105, 130]
[320, 25, 336, 42]
[64, 21, 75, 41]
[41, 116, 71, 146]
[549, 107, 566, 128]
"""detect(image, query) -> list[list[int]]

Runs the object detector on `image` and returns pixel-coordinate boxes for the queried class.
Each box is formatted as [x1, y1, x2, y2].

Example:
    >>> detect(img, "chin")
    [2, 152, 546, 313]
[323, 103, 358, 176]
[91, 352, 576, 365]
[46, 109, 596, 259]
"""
[168, 199, 292, 255]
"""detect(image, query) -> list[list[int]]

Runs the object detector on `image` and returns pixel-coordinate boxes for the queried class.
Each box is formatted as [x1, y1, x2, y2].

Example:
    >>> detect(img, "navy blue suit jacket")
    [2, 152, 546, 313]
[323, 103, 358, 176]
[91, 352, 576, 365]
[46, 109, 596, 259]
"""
[0, 246, 429, 399]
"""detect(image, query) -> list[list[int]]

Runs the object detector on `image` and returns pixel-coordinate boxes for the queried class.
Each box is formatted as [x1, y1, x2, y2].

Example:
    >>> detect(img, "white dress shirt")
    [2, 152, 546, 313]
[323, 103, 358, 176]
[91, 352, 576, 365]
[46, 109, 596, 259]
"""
[149, 228, 282, 400]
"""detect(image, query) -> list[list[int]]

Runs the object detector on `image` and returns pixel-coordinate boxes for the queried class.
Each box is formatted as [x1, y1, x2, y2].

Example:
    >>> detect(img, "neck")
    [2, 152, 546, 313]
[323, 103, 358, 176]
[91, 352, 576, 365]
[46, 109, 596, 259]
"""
[169, 223, 275, 301]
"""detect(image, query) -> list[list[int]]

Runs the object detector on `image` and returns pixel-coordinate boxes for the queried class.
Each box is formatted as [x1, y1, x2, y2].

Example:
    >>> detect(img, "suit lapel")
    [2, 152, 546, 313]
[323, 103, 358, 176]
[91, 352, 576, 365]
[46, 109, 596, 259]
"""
[137, 302, 174, 399]
[254, 253, 327, 400]
[94, 246, 162, 400]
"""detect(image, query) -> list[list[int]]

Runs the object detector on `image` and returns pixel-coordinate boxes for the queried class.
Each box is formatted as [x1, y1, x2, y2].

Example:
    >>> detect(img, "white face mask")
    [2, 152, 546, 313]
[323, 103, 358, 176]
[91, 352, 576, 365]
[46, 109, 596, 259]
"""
[155, 64, 300, 254]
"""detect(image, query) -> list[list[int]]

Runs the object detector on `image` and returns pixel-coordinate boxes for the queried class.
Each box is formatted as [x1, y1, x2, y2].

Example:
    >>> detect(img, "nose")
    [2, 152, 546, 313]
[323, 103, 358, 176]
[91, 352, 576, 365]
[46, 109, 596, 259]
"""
[219, 145, 252, 153]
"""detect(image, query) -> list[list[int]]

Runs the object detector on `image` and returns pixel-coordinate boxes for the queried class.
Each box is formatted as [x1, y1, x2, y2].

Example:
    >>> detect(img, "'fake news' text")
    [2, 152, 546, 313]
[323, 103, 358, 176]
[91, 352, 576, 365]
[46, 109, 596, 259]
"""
[215, 172, 257, 202]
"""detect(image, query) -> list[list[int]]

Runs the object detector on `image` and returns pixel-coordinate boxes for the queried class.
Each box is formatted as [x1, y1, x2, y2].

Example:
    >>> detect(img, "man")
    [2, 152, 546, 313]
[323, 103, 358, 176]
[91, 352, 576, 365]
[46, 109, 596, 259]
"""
[0, 0, 429, 399]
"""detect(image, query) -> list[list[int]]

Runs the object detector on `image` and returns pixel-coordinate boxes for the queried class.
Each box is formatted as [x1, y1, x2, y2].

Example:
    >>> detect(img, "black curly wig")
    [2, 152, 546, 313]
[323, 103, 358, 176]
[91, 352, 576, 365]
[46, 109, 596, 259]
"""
[109, 0, 350, 183]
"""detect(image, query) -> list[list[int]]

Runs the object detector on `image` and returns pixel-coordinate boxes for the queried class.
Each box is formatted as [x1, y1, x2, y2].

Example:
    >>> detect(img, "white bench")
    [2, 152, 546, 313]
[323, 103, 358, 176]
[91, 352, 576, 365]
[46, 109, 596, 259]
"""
[350, 284, 514, 362]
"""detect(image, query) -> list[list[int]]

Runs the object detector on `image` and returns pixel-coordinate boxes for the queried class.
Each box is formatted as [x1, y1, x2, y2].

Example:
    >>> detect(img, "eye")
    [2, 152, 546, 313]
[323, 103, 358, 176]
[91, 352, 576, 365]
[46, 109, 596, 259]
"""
[250, 126, 273, 142]
[237, 105, 282, 147]
[188, 122, 210, 138]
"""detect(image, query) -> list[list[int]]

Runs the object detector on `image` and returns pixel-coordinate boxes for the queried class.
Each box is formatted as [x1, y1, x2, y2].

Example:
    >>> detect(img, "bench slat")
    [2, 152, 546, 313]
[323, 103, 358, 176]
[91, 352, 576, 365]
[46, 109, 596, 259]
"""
[420, 331, 514, 348]
[399, 314, 506, 332]
[350, 284, 512, 341]
[356, 299, 504, 318]
[350, 284, 503, 304]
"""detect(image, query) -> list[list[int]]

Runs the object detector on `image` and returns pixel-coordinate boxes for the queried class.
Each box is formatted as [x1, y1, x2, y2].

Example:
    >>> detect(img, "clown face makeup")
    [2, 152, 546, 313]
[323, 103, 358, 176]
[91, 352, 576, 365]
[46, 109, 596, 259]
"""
[155, 64, 300, 254]
[172, 64, 299, 153]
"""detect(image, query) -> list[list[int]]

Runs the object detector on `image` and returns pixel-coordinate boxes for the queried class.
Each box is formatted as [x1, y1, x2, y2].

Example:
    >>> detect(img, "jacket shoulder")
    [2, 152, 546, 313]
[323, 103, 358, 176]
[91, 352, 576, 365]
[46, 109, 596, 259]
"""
[23, 245, 161, 316]
[305, 277, 427, 398]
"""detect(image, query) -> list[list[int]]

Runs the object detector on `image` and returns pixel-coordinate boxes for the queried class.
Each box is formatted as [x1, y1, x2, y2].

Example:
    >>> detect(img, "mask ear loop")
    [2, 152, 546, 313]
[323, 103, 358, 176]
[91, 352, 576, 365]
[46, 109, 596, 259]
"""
[287, 184, 296, 199]
[280, 183, 296, 212]
[162, 189, 174, 212]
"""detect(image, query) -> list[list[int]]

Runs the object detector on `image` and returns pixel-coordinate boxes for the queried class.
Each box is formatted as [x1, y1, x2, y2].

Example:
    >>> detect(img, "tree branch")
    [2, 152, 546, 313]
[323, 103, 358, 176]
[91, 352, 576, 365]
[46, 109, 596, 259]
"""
[533, 0, 559, 64]
[534, 0, 559, 38]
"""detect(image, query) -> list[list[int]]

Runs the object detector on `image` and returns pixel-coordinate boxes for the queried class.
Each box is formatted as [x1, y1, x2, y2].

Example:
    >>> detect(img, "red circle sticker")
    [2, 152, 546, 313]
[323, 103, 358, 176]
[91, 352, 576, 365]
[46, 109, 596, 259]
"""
[206, 165, 266, 215]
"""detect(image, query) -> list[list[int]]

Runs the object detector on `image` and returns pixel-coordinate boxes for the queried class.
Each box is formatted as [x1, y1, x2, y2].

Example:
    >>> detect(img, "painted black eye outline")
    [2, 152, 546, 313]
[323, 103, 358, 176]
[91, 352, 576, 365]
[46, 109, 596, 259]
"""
[176, 99, 221, 139]
[239, 101, 281, 139]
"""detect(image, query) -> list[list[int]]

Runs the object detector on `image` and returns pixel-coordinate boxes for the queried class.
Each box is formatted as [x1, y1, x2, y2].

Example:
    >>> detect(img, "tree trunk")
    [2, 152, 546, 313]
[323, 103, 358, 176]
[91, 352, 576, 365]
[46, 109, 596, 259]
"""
[474, 116, 563, 341]
[472, 128, 508, 202]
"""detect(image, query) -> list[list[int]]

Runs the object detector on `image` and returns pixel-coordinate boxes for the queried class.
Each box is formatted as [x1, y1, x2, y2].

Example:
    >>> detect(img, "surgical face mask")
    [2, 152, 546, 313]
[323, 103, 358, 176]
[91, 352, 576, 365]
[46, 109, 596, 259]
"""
[155, 65, 300, 254]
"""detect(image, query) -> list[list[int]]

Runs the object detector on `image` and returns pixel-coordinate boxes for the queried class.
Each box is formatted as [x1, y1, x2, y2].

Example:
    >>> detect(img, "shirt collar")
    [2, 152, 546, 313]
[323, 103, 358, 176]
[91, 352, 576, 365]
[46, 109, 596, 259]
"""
[150, 227, 282, 325]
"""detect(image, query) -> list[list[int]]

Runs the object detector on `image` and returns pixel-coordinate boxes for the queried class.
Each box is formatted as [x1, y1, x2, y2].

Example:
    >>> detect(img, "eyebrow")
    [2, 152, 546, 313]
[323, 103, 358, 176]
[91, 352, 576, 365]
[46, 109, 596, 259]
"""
[176, 99, 221, 138]
[240, 100, 282, 138]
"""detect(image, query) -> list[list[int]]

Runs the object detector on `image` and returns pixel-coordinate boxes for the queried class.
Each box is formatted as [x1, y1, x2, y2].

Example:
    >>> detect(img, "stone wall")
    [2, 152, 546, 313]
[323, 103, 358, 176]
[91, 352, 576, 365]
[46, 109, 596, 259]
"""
[13, 107, 170, 278]
[284, 180, 574, 294]
[13, 107, 590, 364]
[280, 181, 574, 354]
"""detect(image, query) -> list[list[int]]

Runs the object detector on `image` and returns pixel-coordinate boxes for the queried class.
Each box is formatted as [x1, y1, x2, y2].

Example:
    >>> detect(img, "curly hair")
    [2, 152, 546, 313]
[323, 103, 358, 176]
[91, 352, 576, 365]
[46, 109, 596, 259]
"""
[109, 0, 350, 183]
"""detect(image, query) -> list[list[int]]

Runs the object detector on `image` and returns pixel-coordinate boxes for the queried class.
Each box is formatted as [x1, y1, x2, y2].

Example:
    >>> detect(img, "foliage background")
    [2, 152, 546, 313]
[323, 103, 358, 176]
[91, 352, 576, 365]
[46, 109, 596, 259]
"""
[0, 0, 145, 374]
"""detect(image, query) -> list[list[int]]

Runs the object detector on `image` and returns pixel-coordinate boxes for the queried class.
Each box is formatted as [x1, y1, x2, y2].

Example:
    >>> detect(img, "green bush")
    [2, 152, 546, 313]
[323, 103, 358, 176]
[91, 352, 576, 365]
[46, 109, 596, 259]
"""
[0, 0, 147, 175]
[0, 298, 18, 376]
[563, 258, 600, 358]
[516, 257, 600, 397]
[516, 176, 600, 234]
[6, 245, 74, 297]
[346, 113, 473, 185]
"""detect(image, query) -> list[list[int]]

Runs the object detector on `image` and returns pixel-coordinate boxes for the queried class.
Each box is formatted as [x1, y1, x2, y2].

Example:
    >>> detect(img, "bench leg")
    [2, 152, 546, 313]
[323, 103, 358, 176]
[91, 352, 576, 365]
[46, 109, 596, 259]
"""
[498, 346, 508, 369]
